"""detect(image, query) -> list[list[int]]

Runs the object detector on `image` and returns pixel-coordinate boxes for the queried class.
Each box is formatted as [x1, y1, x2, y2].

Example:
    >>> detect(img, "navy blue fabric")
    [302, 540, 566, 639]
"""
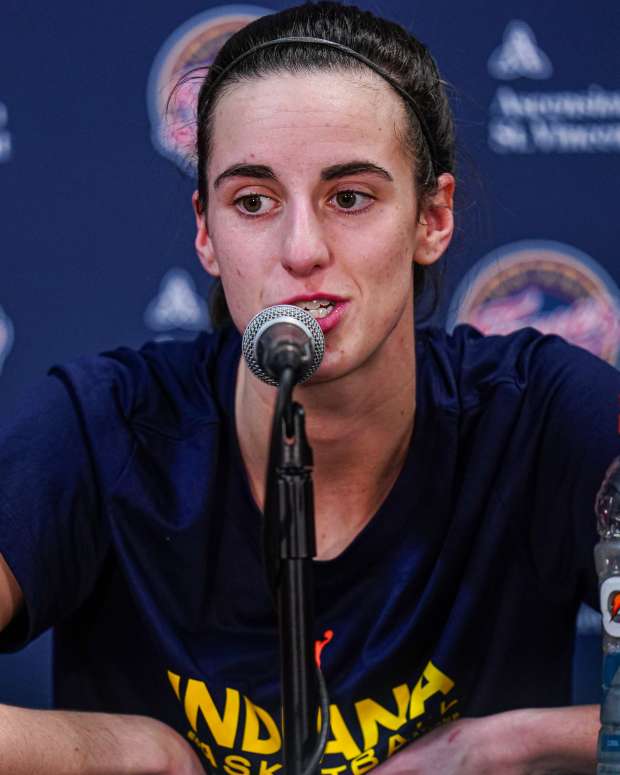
[0, 324, 618, 771]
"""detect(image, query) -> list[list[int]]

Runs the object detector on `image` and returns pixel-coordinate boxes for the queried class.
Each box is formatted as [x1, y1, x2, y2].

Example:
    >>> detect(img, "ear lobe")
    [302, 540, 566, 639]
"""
[192, 190, 220, 278]
[413, 173, 455, 267]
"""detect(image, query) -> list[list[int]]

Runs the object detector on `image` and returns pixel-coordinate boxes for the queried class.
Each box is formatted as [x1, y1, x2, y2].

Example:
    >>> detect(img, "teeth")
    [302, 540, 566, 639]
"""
[308, 306, 333, 319]
[295, 299, 334, 311]
[294, 300, 335, 319]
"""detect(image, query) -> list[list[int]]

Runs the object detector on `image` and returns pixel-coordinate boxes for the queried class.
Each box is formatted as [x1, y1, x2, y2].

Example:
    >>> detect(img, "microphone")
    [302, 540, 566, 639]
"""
[242, 304, 325, 386]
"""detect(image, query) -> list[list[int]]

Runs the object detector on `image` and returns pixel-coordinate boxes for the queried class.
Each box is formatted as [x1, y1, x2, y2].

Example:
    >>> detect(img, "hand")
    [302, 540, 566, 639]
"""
[372, 707, 598, 775]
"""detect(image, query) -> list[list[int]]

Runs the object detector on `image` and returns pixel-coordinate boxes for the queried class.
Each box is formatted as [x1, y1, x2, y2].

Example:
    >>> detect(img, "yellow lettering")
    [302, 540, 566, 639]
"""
[258, 761, 283, 774]
[440, 699, 459, 715]
[409, 661, 455, 720]
[355, 683, 410, 750]
[351, 748, 379, 775]
[186, 731, 217, 768]
[241, 696, 281, 755]
[324, 704, 362, 761]
[167, 670, 181, 701]
[223, 754, 251, 775]
[197, 740, 218, 767]
[320, 768, 347, 775]
[184, 679, 240, 747]
[387, 733, 407, 758]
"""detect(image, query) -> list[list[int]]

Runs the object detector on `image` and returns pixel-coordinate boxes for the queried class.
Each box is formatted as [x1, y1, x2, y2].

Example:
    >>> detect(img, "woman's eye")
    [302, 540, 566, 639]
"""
[331, 190, 373, 213]
[234, 194, 276, 216]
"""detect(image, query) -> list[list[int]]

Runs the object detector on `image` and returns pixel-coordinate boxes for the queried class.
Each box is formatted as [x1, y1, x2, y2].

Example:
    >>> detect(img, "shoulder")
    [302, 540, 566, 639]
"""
[51, 325, 241, 438]
[416, 324, 618, 411]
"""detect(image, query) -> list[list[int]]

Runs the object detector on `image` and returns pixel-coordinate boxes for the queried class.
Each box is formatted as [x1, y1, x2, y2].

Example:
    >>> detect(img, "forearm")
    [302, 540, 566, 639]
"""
[490, 704, 598, 774]
[0, 703, 178, 775]
[375, 703, 599, 774]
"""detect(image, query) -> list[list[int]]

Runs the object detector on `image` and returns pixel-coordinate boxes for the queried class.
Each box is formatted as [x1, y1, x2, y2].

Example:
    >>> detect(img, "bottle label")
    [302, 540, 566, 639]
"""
[601, 578, 620, 637]
[601, 733, 620, 753]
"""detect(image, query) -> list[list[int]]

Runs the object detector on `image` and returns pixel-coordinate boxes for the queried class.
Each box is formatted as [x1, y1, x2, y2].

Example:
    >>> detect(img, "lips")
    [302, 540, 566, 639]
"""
[279, 293, 348, 305]
[277, 293, 348, 334]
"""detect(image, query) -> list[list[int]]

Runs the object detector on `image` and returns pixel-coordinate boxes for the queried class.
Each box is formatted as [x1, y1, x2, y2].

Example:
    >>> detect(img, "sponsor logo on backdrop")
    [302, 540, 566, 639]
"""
[144, 268, 211, 334]
[0, 306, 14, 374]
[147, 5, 272, 172]
[487, 20, 552, 81]
[487, 21, 620, 154]
[0, 102, 12, 163]
[447, 240, 620, 368]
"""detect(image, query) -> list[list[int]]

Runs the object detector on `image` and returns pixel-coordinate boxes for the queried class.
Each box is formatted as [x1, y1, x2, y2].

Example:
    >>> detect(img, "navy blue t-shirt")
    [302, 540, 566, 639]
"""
[0, 324, 618, 773]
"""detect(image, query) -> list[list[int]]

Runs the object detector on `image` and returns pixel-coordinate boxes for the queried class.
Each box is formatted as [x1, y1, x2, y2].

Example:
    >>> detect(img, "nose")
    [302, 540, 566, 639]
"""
[280, 200, 331, 277]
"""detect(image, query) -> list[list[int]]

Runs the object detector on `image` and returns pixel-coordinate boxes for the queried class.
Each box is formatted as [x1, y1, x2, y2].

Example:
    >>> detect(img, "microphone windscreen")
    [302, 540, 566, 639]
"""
[242, 304, 325, 386]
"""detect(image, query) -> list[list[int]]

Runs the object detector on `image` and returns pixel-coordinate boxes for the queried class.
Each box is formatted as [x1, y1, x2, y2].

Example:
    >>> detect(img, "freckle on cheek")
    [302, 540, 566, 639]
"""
[447, 729, 462, 744]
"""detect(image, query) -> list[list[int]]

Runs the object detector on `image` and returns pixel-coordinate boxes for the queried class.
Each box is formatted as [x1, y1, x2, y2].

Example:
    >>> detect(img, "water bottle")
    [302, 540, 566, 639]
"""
[595, 457, 620, 774]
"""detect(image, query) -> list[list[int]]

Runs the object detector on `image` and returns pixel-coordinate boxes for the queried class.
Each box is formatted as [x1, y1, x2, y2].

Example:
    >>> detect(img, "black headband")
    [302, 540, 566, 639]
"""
[206, 36, 438, 178]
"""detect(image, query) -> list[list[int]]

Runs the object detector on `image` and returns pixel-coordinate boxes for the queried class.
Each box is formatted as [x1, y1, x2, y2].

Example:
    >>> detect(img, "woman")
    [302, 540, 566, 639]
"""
[0, 2, 616, 773]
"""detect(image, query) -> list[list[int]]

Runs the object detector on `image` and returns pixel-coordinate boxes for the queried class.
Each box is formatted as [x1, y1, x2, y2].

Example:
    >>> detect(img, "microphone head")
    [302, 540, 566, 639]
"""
[242, 304, 325, 386]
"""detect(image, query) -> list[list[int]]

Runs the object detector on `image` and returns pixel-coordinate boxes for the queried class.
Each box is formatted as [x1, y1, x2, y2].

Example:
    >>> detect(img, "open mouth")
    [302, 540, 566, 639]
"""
[293, 299, 336, 319]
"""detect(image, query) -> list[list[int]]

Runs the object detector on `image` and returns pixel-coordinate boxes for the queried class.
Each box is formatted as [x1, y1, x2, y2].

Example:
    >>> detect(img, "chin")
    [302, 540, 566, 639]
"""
[301, 350, 364, 388]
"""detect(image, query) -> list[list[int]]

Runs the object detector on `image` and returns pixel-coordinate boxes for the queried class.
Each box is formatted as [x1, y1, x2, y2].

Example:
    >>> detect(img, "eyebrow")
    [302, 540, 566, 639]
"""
[320, 161, 393, 182]
[213, 164, 276, 189]
[213, 160, 394, 189]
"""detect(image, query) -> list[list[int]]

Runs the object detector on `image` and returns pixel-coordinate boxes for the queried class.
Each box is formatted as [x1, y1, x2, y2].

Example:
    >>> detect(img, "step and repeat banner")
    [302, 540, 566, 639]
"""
[0, 0, 618, 706]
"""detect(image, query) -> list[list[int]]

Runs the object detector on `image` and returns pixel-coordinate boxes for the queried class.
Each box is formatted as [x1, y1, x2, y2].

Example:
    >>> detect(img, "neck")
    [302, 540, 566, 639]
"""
[235, 317, 417, 558]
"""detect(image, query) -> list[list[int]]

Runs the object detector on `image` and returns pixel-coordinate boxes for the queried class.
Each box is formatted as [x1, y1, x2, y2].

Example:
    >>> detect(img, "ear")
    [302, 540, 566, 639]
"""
[192, 191, 220, 278]
[413, 173, 455, 267]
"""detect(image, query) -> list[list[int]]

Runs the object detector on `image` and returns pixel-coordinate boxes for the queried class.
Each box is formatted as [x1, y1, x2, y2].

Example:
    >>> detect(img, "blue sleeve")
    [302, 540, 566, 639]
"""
[525, 336, 620, 609]
[0, 374, 111, 651]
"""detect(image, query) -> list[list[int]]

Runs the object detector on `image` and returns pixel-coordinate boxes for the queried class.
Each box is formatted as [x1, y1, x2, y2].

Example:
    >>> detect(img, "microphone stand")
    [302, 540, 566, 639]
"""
[263, 367, 319, 775]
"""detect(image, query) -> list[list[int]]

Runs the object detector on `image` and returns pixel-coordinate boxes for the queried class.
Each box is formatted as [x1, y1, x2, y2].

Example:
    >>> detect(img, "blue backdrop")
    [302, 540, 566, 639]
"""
[1, 0, 618, 708]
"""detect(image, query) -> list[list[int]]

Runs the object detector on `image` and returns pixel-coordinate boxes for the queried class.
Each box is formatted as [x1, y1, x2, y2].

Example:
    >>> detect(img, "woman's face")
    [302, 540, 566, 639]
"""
[194, 70, 453, 382]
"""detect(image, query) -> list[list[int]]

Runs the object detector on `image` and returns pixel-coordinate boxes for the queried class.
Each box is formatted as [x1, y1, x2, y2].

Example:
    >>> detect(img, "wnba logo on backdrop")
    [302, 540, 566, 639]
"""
[447, 241, 620, 368]
[0, 306, 14, 374]
[147, 5, 272, 172]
